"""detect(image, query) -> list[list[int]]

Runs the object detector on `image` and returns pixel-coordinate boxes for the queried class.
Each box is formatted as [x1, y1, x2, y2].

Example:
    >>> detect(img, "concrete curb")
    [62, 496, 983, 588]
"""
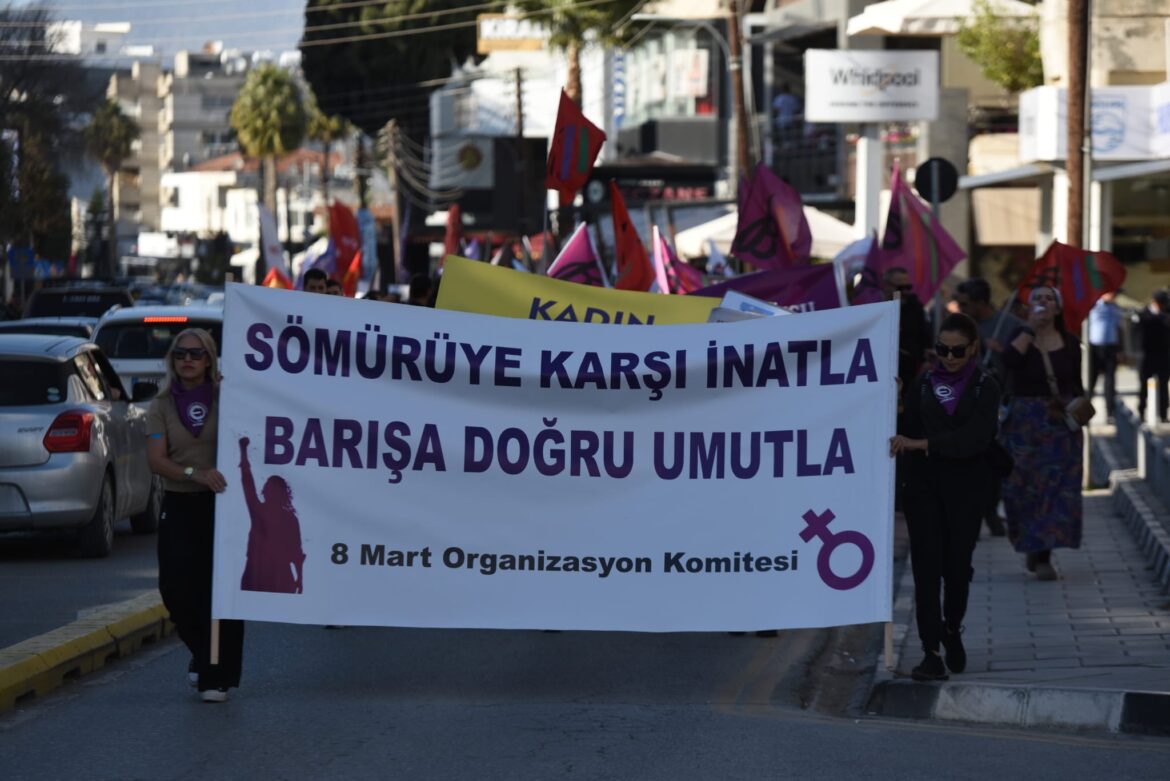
[0, 593, 171, 711]
[864, 428, 1170, 736]
[866, 680, 1170, 737]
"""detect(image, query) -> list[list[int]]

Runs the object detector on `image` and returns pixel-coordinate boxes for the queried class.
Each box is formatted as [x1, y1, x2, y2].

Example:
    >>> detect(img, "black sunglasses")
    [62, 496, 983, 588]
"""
[173, 347, 208, 361]
[934, 342, 971, 359]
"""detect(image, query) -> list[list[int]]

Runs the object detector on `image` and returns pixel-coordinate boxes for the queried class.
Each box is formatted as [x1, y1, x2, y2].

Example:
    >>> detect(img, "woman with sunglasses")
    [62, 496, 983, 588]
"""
[145, 328, 244, 703]
[890, 312, 1000, 681]
[1000, 285, 1085, 581]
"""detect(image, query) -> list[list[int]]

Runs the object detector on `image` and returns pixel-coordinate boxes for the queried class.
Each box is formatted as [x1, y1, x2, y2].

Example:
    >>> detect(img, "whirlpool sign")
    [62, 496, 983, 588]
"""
[804, 50, 939, 123]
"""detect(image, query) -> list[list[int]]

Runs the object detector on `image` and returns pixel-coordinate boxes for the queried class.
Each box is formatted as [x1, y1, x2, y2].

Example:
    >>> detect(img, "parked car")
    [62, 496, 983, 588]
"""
[0, 335, 161, 557]
[23, 286, 134, 319]
[0, 317, 99, 339]
[93, 304, 223, 395]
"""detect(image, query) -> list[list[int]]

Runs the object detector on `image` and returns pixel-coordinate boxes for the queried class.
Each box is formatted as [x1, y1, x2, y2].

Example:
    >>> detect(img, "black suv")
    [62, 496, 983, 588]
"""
[23, 287, 135, 319]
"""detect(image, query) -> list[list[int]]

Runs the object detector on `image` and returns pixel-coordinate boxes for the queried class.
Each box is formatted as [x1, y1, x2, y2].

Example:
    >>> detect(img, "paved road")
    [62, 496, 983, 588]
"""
[0, 519, 158, 648]
[3, 622, 1168, 779]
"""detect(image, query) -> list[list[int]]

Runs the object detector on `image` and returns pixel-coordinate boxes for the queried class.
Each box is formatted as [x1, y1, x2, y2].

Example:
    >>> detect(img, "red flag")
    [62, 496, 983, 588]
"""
[1015, 241, 1126, 332]
[731, 163, 811, 269]
[609, 181, 654, 292]
[880, 164, 965, 302]
[342, 250, 363, 298]
[546, 90, 606, 200]
[262, 267, 292, 290]
[328, 201, 360, 282]
[444, 203, 463, 260]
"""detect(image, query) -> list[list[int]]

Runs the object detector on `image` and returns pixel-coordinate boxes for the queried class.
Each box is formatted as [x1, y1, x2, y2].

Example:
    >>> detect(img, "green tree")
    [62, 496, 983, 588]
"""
[304, 85, 350, 206]
[1, 5, 100, 260]
[229, 63, 307, 213]
[513, 0, 645, 105]
[299, 0, 479, 138]
[957, 0, 1044, 95]
[84, 98, 140, 277]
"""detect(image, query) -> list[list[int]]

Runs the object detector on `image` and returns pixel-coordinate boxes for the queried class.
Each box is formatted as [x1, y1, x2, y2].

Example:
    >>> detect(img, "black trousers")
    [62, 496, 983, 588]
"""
[158, 491, 244, 691]
[1088, 344, 1120, 417]
[904, 467, 984, 653]
[1138, 365, 1170, 422]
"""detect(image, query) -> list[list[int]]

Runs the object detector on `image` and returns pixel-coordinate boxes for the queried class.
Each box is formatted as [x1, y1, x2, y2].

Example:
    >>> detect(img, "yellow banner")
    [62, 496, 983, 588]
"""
[436, 255, 718, 325]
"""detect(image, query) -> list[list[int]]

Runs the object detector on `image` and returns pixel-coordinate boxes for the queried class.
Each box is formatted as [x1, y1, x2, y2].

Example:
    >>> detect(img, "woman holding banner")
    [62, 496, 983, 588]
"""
[890, 313, 1001, 682]
[146, 328, 244, 703]
[1000, 286, 1085, 581]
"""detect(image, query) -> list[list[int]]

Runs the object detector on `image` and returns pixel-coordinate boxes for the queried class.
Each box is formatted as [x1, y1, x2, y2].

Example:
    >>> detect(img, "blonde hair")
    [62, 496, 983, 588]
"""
[161, 328, 219, 394]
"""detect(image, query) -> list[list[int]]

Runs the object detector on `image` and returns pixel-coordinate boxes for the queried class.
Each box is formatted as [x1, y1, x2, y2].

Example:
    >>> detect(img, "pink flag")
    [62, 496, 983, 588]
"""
[547, 223, 609, 287]
[880, 163, 965, 302]
[652, 226, 702, 294]
[730, 163, 811, 270]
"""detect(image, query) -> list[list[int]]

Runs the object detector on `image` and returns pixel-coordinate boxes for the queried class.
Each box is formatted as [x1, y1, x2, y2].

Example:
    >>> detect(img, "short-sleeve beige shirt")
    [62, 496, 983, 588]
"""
[146, 387, 219, 493]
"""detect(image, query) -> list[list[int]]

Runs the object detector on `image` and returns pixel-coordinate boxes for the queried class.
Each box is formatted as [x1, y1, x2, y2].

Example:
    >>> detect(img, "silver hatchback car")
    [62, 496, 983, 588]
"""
[0, 335, 162, 557]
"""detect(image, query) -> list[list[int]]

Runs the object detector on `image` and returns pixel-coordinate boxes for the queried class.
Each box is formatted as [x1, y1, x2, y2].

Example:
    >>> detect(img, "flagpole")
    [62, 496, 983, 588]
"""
[982, 295, 1016, 367]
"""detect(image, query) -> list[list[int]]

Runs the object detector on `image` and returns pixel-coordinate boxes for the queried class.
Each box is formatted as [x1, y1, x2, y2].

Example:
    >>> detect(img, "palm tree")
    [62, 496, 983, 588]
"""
[230, 63, 307, 214]
[305, 86, 349, 208]
[84, 98, 139, 277]
[514, 0, 644, 105]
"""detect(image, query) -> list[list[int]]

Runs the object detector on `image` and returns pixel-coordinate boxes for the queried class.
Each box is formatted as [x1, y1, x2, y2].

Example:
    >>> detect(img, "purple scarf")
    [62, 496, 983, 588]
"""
[171, 382, 213, 438]
[929, 361, 976, 416]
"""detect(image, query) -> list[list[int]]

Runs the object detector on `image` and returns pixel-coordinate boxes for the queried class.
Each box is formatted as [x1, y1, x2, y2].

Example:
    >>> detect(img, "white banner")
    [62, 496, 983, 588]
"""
[213, 284, 898, 632]
[804, 49, 939, 123]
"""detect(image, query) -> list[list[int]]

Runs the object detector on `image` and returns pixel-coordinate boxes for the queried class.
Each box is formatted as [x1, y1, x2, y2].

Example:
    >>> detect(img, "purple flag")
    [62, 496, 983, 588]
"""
[730, 163, 812, 270]
[835, 234, 886, 305]
[546, 223, 608, 287]
[693, 263, 841, 313]
[294, 239, 336, 290]
[651, 227, 703, 294]
[880, 163, 966, 302]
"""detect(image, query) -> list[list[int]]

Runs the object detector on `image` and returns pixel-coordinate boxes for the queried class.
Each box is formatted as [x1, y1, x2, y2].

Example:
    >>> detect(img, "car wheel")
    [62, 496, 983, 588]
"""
[130, 475, 162, 534]
[78, 475, 114, 558]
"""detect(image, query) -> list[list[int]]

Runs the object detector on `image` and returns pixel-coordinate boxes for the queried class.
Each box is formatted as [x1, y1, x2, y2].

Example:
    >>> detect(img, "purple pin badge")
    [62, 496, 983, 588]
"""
[798, 509, 875, 591]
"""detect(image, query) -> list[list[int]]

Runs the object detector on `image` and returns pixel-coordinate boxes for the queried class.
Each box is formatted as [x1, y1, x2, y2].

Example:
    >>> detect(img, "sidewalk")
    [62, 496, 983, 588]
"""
[867, 419, 1170, 736]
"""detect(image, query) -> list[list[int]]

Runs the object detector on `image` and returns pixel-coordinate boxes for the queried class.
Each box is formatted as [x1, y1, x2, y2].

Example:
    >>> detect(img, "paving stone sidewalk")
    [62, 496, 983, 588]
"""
[888, 492, 1170, 693]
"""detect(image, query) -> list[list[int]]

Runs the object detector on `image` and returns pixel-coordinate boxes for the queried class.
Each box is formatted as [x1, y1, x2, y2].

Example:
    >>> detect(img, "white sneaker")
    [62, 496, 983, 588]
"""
[200, 688, 229, 703]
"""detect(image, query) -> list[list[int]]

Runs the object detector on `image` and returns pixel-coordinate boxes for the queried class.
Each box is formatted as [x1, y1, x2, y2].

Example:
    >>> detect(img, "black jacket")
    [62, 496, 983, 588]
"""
[900, 367, 1001, 478]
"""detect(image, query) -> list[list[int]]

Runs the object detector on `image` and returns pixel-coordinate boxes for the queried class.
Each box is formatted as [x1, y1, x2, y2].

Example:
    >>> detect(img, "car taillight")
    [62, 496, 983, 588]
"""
[43, 410, 94, 453]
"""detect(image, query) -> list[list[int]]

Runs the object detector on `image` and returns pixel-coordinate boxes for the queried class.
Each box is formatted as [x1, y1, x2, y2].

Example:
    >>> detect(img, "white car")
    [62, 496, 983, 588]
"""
[93, 304, 223, 397]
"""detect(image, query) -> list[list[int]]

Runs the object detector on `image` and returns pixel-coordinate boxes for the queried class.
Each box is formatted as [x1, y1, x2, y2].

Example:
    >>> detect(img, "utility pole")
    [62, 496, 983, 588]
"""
[515, 67, 529, 238]
[1067, 0, 1089, 247]
[382, 119, 401, 287]
[726, 0, 752, 184]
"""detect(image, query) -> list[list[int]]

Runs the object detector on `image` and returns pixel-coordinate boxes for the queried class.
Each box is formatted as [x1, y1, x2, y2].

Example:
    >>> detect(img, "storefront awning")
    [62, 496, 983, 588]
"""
[846, 0, 1037, 38]
[673, 206, 856, 260]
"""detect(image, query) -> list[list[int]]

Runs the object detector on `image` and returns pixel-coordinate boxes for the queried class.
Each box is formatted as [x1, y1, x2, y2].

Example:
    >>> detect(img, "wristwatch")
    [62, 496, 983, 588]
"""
[183, 466, 195, 480]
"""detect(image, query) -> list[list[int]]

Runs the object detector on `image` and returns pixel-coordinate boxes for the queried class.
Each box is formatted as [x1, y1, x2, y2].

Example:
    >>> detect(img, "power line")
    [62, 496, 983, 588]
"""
[0, 0, 618, 58]
[0, 0, 514, 32]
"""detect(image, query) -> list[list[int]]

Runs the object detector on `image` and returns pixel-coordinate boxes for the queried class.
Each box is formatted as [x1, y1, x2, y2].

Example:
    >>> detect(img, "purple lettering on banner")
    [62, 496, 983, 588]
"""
[798, 509, 874, 591]
[757, 343, 788, 386]
[296, 418, 327, 466]
[846, 338, 878, 384]
[245, 323, 274, 370]
[464, 427, 493, 472]
[459, 342, 492, 384]
[819, 339, 844, 385]
[495, 346, 522, 387]
[541, 350, 573, 388]
[529, 298, 556, 320]
[264, 416, 294, 464]
[788, 341, 817, 386]
[391, 336, 421, 381]
[574, 352, 606, 389]
[332, 419, 363, 467]
[314, 328, 351, 377]
[763, 430, 794, 476]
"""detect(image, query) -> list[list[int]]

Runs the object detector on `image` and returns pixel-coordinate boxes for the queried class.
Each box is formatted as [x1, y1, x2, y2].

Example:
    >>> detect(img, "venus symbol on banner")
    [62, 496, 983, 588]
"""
[798, 509, 875, 591]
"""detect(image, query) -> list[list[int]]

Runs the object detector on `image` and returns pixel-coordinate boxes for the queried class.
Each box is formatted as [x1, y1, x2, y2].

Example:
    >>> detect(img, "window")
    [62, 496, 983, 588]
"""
[95, 320, 223, 360]
[73, 353, 108, 401]
[0, 360, 67, 406]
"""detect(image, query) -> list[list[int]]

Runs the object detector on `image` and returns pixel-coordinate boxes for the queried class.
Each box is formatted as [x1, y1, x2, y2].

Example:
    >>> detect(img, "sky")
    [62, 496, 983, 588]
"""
[22, 0, 306, 56]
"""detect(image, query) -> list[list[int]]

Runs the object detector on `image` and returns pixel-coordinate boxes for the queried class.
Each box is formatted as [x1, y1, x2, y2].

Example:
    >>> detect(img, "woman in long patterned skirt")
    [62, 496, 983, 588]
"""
[1001, 286, 1084, 580]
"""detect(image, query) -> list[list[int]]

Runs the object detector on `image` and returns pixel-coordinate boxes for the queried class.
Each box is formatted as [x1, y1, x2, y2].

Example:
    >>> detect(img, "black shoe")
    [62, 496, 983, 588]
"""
[911, 652, 949, 682]
[941, 626, 967, 674]
[1025, 552, 1038, 572]
[984, 515, 1006, 537]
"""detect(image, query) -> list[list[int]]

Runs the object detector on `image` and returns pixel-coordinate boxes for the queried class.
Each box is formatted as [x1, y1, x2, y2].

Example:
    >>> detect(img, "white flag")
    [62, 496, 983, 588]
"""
[257, 203, 288, 278]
